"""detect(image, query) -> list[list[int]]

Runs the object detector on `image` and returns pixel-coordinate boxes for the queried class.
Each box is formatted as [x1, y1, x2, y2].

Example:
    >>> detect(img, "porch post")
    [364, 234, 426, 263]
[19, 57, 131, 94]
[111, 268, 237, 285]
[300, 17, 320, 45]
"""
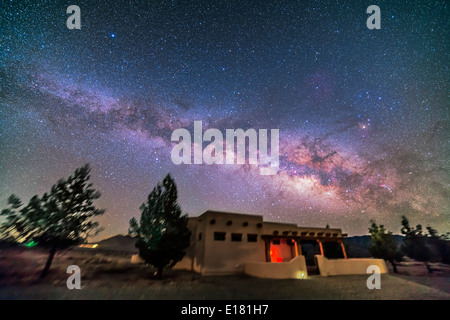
[296, 240, 302, 256]
[293, 239, 299, 257]
[264, 239, 271, 262]
[317, 240, 324, 256]
[340, 240, 348, 259]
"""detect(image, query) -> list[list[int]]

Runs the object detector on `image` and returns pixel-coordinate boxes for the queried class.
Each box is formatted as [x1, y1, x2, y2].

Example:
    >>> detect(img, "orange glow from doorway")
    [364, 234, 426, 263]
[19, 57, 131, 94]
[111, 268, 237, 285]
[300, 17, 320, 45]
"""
[270, 243, 282, 263]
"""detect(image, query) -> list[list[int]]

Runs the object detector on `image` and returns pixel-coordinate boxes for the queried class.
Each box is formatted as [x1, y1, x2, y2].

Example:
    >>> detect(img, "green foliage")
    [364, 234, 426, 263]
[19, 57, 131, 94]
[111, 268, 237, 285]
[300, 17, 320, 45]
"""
[368, 220, 402, 262]
[0, 164, 105, 277]
[1, 164, 104, 248]
[367, 217, 449, 268]
[426, 226, 450, 264]
[129, 174, 191, 278]
[400, 216, 431, 262]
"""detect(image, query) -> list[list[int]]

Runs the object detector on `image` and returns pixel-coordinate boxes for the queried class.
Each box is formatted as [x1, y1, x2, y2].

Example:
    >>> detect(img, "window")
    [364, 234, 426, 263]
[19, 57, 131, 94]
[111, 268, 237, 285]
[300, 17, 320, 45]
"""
[247, 234, 258, 242]
[198, 233, 202, 241]
[214, 232, 226, 241]
[231, 233, 242, 242]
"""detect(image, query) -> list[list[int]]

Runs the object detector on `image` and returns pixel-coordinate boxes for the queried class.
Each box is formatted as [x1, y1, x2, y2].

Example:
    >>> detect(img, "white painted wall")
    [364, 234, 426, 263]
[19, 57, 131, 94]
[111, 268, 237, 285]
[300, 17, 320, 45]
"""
[315, 255, 388, 276]
[244, 255, 308, 279]
[201, 212, 266, 275]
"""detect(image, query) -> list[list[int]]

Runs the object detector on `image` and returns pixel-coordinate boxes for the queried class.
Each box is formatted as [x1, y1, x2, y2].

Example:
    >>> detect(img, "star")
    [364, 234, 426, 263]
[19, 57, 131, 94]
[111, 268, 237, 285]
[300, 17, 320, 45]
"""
[0, 0, 448, 239]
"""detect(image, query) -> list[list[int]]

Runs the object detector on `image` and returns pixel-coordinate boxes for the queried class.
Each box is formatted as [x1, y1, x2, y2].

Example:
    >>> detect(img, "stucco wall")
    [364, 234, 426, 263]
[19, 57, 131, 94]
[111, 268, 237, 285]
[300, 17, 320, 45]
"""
[315, 255, 388, 276]
[173, 217, 205, 273]
[132, 211, 347, 279]
[202, 211, 266, 275]
[244, 255, 308, 279]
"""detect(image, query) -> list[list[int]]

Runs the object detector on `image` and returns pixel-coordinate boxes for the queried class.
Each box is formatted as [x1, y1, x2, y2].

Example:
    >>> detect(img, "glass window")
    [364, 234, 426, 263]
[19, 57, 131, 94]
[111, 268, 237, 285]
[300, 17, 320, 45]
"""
[214, 232, 226, 241]
[231, 233, 242, 242]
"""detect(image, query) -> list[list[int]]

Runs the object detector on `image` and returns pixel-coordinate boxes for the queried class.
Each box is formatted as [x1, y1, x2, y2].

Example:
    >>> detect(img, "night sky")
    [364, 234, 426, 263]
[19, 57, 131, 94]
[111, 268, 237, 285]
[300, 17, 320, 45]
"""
[1, 0, 448, 240]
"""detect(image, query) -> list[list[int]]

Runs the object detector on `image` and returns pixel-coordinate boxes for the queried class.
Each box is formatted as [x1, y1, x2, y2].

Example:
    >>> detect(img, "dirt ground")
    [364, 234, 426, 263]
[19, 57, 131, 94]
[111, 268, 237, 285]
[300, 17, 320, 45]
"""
[0, 246, 449, 300]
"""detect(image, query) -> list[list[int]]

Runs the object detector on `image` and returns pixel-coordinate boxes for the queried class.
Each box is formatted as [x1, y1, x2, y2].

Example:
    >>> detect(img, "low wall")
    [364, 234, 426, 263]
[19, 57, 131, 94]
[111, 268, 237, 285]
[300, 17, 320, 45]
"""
[315, 255, 388, 276]
[244, 255, 308, 279]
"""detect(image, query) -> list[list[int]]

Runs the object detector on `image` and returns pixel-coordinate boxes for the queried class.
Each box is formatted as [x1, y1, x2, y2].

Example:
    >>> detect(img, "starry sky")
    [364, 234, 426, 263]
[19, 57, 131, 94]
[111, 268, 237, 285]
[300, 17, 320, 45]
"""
[1, 0, 449, 240]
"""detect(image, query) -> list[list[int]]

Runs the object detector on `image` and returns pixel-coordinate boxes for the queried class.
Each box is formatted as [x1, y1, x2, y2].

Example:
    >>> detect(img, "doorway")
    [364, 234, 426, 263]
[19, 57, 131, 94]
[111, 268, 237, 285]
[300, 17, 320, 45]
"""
[300, 241, 320, 275]
[269, 238, 296, 262]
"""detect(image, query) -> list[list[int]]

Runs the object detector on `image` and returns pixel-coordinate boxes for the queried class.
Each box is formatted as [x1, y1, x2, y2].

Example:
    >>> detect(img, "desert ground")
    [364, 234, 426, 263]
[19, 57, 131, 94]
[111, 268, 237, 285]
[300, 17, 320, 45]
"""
[0, 245, 449, 300]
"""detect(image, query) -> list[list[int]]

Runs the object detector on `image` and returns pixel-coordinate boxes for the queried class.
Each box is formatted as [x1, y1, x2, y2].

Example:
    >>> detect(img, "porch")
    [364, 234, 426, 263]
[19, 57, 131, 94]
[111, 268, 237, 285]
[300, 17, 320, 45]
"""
[244, 234, 348, 279]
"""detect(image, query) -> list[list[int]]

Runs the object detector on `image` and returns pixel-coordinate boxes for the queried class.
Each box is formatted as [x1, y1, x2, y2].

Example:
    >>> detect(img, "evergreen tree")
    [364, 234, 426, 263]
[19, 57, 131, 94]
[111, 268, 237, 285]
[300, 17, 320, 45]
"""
[129, 174, 191, 279]
[401, 216, 432, 273]
[426, 226, 450, 264]
[368, 220, 402, 273]
[1, 164, 104, 278]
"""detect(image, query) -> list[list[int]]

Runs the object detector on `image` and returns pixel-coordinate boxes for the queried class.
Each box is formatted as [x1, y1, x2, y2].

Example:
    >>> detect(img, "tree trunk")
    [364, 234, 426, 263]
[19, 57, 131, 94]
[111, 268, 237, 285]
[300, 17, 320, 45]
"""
[389, 260, 398, 273]
[424, 262, 433, 274]
[156, 266, 164, 279]
[40, 246, 57, 279]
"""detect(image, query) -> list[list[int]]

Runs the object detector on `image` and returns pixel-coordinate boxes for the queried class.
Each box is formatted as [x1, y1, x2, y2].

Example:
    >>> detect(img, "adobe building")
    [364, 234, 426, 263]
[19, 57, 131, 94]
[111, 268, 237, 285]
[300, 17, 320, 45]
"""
[172, 210, 388, 279]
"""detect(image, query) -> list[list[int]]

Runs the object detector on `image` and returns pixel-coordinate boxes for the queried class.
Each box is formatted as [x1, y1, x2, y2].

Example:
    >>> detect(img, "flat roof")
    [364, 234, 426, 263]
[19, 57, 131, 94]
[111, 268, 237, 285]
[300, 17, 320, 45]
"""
[199, 210, 263, 219]
[192, 210, 343, 233]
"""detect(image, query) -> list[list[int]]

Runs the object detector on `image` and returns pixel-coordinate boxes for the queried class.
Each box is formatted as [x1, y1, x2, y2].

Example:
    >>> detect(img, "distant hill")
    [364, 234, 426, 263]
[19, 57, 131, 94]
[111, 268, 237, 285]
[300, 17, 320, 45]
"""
[91, 234, 404, 257]
[344, 235, 404, 258]
[95, 235, 138, 253]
